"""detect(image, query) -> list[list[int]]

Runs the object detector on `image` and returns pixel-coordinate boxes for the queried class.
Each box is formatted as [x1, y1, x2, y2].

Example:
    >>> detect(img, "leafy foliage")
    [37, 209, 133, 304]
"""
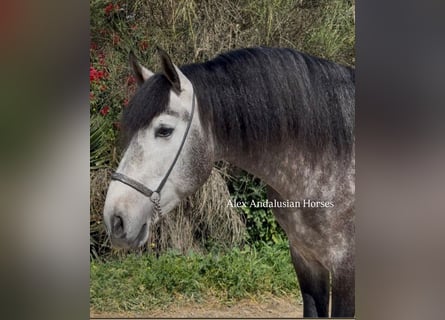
[229, 172, 287, 245]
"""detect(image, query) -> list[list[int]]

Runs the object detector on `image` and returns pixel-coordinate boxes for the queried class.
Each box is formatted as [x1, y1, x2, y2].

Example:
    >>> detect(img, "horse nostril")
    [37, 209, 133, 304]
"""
[111, 214, 124, 237]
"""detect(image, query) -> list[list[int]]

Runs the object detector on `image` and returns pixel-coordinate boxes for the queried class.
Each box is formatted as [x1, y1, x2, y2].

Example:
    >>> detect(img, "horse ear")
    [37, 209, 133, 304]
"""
[129, 51, 154, 86]
[157, 47, 182, 93]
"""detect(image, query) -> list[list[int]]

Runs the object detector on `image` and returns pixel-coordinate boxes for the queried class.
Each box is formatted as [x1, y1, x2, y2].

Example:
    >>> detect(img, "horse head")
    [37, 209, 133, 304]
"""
[103, 49, 214, 248]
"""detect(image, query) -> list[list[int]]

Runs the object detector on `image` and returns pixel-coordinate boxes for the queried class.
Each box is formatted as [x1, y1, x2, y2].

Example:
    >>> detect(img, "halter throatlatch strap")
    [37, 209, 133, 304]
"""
[110, 89, 196, 220]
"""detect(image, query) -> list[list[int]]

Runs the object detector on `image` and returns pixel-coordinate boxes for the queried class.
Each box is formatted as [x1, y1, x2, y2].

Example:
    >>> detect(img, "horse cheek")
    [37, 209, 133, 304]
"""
[185, 130, 214, 193]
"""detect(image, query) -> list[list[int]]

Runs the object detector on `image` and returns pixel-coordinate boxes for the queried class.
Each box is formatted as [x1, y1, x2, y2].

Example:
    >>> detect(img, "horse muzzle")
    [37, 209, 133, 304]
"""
[107, 214, 148, 248]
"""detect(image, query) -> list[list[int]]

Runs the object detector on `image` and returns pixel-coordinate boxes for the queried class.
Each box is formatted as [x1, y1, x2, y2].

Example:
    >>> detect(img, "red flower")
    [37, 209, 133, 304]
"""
[90, 42, 98, 51]
[104, 3, 114, 15]
[123, 98, 129, 107]
[90, 66, 106, 82]
[100, 106, 110, 116]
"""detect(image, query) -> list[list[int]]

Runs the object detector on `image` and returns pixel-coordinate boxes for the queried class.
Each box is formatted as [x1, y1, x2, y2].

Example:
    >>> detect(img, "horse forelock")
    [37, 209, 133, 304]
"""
[120, 74, 171, 147]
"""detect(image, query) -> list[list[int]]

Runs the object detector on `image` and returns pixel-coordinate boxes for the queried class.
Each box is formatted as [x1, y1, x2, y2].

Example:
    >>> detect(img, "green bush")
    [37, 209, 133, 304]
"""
[228, 172, 287, 245]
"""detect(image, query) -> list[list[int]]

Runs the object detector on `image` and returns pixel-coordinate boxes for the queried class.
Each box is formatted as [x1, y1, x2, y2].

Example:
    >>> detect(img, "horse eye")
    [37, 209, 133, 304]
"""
[155, 126, 174, 138]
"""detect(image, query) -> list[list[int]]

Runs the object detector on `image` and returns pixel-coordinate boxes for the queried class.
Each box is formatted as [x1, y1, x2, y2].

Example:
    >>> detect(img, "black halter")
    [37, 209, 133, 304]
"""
[111, 89, 196, 222]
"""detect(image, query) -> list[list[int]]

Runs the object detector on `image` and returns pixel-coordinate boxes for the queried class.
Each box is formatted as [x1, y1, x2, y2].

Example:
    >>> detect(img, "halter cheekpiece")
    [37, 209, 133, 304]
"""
[111, 88, 196, 223]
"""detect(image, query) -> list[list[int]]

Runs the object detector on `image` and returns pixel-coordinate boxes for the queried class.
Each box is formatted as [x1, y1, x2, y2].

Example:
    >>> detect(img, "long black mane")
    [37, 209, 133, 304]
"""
[122, 47, 355, 160]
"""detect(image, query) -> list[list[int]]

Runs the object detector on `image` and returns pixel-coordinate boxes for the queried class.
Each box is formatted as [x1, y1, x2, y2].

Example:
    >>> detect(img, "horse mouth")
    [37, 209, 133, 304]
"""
[132, 223, 148, 247]
[110, 223, 148, 249]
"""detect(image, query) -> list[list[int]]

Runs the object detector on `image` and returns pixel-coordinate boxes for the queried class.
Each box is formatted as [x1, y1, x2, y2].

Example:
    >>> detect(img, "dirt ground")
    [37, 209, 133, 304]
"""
[90, 295, 304, 319]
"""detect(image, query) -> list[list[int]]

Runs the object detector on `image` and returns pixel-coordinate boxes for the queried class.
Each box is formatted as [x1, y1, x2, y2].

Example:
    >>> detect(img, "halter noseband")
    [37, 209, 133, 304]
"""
[111, 89, 196, 223]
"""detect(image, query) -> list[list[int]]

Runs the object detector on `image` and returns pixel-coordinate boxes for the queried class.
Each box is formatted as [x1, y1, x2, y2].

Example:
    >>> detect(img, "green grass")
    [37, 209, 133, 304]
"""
[302, 0, 356, 66]
[90, 242, 300, 312]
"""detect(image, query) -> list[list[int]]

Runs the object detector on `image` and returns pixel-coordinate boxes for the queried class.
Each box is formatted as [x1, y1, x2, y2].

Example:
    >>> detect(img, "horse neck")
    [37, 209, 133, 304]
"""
[215, 142, 300, 196]
[213, 139, 354, 200]
[191, 59, 354, 198]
